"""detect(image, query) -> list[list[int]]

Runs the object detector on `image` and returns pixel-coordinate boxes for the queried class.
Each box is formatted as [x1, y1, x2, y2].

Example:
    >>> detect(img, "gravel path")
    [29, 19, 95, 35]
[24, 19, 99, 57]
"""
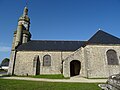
[0, 76, 107, 83]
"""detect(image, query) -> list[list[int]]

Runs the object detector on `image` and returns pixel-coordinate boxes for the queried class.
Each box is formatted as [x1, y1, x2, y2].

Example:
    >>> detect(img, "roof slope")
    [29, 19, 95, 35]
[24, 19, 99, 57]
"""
[17, 30, 120, 51]
[88, 30, 120, 44]
[17, 40, 86, 51]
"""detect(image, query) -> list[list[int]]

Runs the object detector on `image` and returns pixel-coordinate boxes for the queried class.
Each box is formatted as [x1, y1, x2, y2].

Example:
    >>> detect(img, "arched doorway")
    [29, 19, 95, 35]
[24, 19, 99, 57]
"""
[36, 56, 40, 75]
[33, 55, 40, 75]
[70, 60, 81, 77]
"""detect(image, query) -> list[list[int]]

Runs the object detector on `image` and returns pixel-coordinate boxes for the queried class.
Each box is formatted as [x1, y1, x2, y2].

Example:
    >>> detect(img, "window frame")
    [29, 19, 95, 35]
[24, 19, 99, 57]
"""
[43, 54, 51, 66]
[106, 49, 119, 65]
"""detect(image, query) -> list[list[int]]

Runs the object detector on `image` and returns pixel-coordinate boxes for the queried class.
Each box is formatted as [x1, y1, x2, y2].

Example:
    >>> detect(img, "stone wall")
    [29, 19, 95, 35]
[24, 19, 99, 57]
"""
[13, 44, 120, 77]
[63, 45, 120, 78]
[84, 45, 120, 78]
[63, 47, 86, 77]
[14, 51, 72, 75]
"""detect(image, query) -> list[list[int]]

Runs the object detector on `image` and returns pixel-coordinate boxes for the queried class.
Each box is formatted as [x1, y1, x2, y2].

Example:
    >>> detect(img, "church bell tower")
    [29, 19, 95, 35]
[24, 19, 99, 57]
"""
[12, 6, 31, 50]
[8, 6, 31, 75]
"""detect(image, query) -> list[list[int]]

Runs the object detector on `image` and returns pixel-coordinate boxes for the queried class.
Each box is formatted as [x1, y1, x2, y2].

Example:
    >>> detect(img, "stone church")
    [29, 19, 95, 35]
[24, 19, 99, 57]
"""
[8, 7, 120, 78]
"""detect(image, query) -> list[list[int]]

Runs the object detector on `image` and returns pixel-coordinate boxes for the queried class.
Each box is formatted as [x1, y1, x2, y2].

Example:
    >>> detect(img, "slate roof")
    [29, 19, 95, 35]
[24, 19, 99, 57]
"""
[88, 30, 120, 44]
[17, 30, 120, 51]
[17, 40, 86, 51]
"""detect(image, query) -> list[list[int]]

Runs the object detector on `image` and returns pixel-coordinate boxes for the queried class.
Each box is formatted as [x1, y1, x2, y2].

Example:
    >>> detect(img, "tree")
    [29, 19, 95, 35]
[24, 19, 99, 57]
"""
[1, 58, 10, 66]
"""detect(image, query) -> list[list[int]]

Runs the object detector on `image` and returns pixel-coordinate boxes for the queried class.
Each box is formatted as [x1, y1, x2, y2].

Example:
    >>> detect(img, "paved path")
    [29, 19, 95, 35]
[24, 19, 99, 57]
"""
[0, 76, 107, 83]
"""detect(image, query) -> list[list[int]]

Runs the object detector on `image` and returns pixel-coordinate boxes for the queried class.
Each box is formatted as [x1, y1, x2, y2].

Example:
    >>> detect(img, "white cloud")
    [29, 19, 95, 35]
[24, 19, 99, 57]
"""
[0, 46, 11, 52]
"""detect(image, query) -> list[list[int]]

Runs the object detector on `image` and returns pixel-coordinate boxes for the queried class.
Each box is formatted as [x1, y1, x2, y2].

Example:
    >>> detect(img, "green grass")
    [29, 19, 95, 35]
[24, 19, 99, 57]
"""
[0, 79, 101, 90]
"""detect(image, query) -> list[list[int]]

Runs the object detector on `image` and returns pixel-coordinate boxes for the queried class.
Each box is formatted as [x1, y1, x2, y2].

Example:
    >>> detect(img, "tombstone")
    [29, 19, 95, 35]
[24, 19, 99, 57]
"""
[99, 73, 120, 90]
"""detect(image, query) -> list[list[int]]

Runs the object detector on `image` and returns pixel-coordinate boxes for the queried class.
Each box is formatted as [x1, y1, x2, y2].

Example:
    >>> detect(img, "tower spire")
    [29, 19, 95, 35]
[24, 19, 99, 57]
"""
[19, 2, 30, 26]
[23, 0, 29, 17]
[23, 6, 28, 16]
[16, 2, 31, 44]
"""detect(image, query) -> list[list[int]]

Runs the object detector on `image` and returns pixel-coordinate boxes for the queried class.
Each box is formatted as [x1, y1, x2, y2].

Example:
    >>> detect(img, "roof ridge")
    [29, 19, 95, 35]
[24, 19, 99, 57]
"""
[31, 40, 87, 42]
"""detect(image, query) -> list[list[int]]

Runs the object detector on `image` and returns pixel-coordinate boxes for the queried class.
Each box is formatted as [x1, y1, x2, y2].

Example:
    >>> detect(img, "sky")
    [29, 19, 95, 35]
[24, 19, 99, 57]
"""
[0, 0, 120, 63]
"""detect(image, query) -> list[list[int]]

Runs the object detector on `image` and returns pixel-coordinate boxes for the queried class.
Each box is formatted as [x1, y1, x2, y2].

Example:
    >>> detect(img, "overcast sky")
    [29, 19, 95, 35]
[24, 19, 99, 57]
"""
[0, 0, 120, 63]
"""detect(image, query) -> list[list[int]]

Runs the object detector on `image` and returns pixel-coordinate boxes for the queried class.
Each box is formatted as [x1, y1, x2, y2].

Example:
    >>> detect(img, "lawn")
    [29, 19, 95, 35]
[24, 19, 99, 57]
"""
[0, 79, 101, 90]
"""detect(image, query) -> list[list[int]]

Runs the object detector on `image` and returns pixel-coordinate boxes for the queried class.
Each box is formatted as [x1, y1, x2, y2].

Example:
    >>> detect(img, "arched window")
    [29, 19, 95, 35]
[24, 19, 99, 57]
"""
[106, 49, 119, 65]
[43, 55, 51, 66]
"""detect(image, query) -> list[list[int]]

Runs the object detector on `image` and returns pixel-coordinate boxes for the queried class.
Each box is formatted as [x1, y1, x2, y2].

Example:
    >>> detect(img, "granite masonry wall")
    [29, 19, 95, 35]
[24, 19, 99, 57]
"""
[14, 51, 72, 75]
[63, 45, 120, 78]
[12, 44, 120, 78]
[63, 47, 86, 77]
[84, 45, 120, 78]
